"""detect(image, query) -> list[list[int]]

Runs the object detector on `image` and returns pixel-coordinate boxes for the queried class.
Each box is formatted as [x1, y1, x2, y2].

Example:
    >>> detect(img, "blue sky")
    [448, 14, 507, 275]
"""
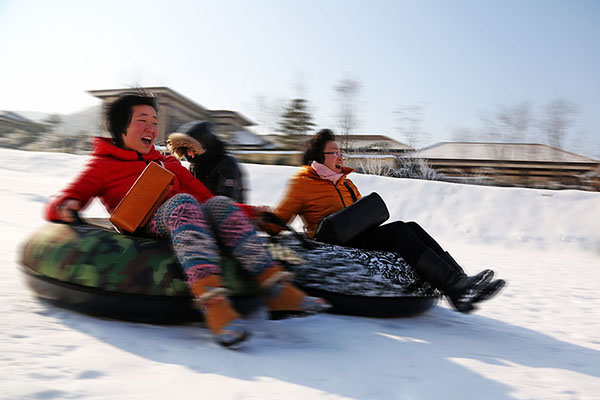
[1, 0, 598, 156]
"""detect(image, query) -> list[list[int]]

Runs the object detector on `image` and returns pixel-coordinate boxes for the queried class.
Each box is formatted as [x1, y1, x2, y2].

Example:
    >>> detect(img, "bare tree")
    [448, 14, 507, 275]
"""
[395, 156, 443, 180]
[451, 126, 477, 142]
[496, 102, 532, 143]
[479, 102, 532, 143]
[334, 79, 361, 152]
[394, 103, 427, 149]
[394, 103, 440, 180]
[538, 99, 577, 151]
[477, 102, 532, 160]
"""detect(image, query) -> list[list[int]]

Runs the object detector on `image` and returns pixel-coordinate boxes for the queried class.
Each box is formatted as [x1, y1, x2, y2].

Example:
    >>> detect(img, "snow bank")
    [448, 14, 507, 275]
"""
[1, 148, 598, 400]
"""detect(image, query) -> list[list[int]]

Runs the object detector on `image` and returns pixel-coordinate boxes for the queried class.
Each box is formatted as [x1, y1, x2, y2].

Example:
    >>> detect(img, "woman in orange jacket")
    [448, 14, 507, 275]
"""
[268, 129, 505, 313]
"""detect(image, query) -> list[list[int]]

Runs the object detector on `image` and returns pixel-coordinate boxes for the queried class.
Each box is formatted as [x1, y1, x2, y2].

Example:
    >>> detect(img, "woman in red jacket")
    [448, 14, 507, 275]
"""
[46, 92, 328, 348]
[269, 129, 504, 313]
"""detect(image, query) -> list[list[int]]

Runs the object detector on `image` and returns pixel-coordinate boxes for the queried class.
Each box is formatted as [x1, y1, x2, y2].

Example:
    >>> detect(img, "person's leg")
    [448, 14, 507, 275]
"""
[405, 221, 490, 277]
[404, 221, 445, 254]
[404, 221, 504, 303]
[348, 221, 426, 266]
[349, 221, 492, 313]
[201, 196, 329, 314]
[145, 194, 247, 348]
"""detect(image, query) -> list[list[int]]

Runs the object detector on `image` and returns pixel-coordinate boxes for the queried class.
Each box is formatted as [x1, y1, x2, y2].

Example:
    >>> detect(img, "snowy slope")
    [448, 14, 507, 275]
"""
[1, 148, 599, 400]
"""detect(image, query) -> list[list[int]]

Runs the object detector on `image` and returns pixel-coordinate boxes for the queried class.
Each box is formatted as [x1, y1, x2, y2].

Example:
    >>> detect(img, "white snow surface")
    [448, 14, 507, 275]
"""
[1, 148, 599, 400]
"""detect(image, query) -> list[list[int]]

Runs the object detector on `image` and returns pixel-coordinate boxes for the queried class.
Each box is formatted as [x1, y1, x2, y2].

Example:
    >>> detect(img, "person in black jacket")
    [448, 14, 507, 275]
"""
[167, 121, 246, 203]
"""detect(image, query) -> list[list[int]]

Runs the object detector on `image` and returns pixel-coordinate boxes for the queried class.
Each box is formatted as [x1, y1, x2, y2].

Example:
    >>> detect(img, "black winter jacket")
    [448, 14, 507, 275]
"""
[190, 154, 246, 203]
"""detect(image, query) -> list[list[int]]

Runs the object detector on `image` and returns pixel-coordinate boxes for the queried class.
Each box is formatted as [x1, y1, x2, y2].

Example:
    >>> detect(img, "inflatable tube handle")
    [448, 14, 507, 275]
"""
[69, 209, 86, 225]
[261, 212, 317, 249]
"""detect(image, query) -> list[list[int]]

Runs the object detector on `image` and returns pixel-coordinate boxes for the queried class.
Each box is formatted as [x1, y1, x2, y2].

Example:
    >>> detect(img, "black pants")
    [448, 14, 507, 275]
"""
[346, 221, 445, 267]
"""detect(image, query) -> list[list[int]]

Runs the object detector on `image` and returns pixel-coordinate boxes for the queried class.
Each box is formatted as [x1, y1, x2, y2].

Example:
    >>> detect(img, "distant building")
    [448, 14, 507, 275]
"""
[210, 110, 256, 142]
[0, 111, 34, 133]
[232, 133, 412, 167]
[413, 142, 600, 190]
[230, 129, 277, 151]
[342, 134, 412, 171]
[88, 87, 256, 146]
[341, 134, 412, 153]
[84, 87, 599, 190]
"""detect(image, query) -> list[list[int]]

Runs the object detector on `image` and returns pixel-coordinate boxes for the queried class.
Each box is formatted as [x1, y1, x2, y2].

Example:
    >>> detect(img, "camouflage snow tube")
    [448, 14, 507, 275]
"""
[20, 220, 439, 323]
[19, 220, 261, 324]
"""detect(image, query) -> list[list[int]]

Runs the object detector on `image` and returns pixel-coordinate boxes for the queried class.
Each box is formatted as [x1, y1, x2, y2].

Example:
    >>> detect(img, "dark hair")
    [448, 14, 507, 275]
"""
[302, 129, 336, 165]
[105, 91, 158, 148]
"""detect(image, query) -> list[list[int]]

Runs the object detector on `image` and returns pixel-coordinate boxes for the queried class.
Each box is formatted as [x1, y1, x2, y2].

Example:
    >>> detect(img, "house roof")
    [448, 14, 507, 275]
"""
[88, 86, 211, 115]
[210, 110, 256, 126]
[0, 111, 31, 123]
[88, 87, 255, 127]
[344, 134, 412, 151]
[230, 129, 275, 148]
[415, 142, 599, 163]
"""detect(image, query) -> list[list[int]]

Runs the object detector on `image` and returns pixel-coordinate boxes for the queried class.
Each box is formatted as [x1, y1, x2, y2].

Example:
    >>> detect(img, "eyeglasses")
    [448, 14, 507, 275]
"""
[323, 151, 345, 158]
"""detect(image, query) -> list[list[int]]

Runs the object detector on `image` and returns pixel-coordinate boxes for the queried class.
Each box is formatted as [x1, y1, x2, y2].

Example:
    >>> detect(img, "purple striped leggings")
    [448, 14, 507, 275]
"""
[143, 194, 273, 293]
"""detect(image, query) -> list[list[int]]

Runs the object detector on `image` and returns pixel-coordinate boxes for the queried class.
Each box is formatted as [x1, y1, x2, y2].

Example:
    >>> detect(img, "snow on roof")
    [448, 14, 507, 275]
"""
[230, 130, 275, 147]
[0, 111, 31, 123]
[344, 134, 412, 150]
[416, 142, 599, 163]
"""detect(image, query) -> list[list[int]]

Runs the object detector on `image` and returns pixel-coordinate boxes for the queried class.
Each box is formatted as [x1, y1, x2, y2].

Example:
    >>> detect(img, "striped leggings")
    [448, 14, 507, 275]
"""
[144, 194, 274, 293]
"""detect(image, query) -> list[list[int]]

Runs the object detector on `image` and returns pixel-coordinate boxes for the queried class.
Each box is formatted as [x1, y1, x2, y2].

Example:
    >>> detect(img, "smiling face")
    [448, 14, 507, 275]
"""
[121, 105, 158, 154]
[322, 140, 344, 173]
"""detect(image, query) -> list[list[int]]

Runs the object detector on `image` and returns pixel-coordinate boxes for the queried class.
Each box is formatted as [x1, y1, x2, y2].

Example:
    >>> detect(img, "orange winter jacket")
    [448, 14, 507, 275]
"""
[270, 165, 361, 238]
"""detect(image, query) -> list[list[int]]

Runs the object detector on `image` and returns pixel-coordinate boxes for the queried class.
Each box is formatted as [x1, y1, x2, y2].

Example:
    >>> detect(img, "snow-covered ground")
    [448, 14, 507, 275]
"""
[1, 147, 599, 400]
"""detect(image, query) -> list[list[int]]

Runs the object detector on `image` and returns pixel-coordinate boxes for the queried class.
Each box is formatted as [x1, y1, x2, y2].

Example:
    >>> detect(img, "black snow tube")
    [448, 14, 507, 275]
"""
[268, 235, 439, 317]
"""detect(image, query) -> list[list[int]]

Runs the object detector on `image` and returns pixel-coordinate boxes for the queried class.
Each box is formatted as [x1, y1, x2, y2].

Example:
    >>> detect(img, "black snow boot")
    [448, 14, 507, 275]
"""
[416, 249, 493, 313]
[443, 251, 505, 306]
[471, 279, 506, 304]
[442, 251, 494, 284]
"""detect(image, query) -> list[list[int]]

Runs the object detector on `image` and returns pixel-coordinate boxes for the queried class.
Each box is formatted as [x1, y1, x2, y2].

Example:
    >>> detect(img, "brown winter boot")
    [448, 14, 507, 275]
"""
[192, 275, 250, 348]
[256, 265, 331, 314]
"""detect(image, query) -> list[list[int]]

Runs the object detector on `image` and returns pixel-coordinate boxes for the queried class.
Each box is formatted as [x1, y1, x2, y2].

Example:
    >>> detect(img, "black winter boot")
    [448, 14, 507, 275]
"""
[442, 251, 494, 284]
[471, 279, 506, 304]
[443, 251, 505, 305]
[416, 249, 493, 313]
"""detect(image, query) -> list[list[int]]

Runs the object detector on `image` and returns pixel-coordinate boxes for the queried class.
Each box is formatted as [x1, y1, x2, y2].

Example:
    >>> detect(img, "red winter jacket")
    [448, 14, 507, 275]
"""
[44, 137, 257, 221]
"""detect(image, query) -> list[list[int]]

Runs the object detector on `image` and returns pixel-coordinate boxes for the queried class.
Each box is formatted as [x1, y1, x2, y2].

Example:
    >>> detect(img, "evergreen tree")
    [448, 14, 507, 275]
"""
[278, 98, 315, 149]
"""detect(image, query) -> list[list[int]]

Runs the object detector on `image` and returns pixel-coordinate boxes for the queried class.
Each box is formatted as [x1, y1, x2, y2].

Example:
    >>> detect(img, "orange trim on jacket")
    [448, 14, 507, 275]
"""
[269, 165, 361, 238]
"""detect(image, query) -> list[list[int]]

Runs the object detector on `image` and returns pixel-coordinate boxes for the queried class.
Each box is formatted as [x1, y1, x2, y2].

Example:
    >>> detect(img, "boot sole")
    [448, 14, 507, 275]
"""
[449, 272, 494, 313]
[219, 331, 251, 349]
